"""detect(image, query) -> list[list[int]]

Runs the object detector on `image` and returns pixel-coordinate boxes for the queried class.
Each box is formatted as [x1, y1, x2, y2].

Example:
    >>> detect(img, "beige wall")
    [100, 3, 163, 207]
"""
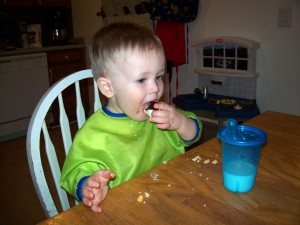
[185, 0, 300, 116]
[71, 0, 103, 67]
[72, 0, 300, 116]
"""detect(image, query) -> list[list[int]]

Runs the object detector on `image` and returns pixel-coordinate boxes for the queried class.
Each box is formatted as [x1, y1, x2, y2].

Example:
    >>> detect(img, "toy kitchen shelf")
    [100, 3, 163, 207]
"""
[192, 37, 260, 100]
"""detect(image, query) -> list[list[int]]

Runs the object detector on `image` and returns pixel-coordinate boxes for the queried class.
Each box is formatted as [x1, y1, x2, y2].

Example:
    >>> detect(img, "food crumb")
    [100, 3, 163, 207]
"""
[203, 204, 207, 207]
[192, 155, 201, 162]
[206, 177, 209, 180]
[137, 195, 143, 203]
[137, 192, 151, 203]
[204, 159, 210, 164]
[199, 173, 202, 176]
[150, 172, 160, 180]
[211, 159, 218, 164]
[167, 184, 172, 187]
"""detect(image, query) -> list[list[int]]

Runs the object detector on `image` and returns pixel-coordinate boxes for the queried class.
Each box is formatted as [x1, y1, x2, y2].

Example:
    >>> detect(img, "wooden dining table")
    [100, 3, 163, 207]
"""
[38, 111, 300, 225]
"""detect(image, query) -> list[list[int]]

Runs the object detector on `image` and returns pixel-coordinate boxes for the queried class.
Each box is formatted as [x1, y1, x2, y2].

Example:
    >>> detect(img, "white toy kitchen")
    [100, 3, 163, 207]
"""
[173, 37, 261, 143]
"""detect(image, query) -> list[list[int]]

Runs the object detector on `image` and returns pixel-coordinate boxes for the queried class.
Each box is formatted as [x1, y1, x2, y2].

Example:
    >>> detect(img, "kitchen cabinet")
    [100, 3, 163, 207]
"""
[0, 0, 71, 7]
[34, 0, 71, 7]
[0, 0, 33, 6]
[47, 48, 89, 126]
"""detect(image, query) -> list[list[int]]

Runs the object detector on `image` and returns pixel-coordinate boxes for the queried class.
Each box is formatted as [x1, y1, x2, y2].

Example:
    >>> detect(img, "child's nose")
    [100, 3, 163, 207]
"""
[150, 81, 159, 93]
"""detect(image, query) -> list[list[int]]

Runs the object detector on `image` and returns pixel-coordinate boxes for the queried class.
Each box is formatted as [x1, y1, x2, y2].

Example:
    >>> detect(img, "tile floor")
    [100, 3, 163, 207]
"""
[0, 124, 77, 225]
[0, 135, 47, 225]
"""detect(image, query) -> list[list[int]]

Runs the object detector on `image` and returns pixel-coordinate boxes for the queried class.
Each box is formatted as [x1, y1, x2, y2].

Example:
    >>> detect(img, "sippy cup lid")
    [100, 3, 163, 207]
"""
[217, 119, 267, 146]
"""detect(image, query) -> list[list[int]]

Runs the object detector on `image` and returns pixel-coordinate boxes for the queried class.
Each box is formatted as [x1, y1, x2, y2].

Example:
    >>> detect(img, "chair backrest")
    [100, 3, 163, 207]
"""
[26, 69, 102, 218]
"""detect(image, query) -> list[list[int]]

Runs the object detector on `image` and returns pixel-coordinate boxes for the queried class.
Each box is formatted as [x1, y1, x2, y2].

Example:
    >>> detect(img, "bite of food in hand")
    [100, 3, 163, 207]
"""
[144, 101, 157, 117]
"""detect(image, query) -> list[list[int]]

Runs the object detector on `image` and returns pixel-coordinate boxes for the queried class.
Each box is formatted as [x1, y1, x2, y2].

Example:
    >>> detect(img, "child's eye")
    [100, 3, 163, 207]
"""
[137, 78, 146, 83]
[156, 74, 164, 80]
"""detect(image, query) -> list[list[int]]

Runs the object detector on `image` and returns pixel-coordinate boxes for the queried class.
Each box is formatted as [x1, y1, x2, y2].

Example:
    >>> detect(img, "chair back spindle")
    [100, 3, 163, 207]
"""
[27, 69, 101, 218]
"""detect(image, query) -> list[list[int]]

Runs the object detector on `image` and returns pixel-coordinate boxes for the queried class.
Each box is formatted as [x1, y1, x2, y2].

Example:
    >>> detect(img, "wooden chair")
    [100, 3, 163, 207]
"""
[26, 69, 102, 218]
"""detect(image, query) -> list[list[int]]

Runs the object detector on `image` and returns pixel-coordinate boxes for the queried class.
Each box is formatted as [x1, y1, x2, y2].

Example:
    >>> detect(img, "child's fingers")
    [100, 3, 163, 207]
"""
[82, 186, 94, 199]
[94, 170, 115, 182]
[84, 170, 115, 189]
[82, 197, 93, 207]
[91, 203, 102, 213]
[155, 102, 174, 111]
[86, 177, 101, 188]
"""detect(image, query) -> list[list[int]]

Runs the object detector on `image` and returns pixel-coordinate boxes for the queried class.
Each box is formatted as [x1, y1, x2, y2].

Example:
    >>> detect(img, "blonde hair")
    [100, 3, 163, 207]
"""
[89, 22, 164, 80]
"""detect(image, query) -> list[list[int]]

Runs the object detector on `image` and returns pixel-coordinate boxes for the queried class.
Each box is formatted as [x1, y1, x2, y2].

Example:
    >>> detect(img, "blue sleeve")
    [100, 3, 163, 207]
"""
[182, 118, 201, 143]
[76, 176, 89, 201]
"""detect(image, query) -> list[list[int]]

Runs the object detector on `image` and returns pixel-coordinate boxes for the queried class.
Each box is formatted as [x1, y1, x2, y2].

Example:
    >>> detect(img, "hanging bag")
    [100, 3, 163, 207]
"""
[151, 0, 200, 102]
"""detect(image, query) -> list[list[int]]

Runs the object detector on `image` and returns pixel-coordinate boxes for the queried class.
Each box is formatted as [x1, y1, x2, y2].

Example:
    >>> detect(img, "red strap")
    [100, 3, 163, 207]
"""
[176, 66, 179, 96]
[169, 75, 172, 104]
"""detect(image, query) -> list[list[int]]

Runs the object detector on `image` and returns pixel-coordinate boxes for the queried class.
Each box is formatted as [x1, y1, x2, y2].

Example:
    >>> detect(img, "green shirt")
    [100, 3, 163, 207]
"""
[60, 106, 202, 199]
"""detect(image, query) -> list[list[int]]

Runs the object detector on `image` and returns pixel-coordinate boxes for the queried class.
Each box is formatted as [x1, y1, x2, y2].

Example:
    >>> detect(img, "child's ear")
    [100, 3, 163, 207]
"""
[97, 77, 114, 98]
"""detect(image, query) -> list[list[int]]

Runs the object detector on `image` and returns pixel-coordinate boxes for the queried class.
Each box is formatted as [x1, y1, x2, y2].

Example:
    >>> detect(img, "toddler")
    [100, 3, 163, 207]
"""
[60, 22, 202, 213]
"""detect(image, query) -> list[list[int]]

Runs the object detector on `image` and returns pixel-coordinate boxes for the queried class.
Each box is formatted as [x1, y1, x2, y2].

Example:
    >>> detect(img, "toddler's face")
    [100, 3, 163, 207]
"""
[108, 49, 165, 121]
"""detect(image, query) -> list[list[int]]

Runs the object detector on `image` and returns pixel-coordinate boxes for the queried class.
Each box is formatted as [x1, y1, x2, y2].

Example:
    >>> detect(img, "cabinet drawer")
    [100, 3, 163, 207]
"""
[47, 49, 84, 65]
[48, 63, 86, 85]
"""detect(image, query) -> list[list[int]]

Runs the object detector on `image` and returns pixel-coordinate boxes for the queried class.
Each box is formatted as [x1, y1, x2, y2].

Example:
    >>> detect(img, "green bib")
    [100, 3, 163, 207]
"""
[60, 107, 201, 198]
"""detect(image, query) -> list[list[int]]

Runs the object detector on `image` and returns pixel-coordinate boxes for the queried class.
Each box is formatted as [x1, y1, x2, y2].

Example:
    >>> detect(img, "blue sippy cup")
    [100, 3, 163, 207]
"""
[218, 119, 267, 193]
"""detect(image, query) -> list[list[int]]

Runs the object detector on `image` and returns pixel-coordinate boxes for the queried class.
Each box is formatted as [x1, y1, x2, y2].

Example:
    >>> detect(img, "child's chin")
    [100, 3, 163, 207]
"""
[130, 114, 148, 121]
[139, 116, 149, 121]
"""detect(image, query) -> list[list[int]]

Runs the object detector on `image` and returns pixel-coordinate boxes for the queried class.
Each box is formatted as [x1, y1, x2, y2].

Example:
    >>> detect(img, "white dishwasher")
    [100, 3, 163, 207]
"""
[0, 53, 49, 142]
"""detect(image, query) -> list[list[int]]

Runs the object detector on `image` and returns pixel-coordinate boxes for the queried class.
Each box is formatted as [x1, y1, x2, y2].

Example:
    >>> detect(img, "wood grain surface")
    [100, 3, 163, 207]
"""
[38, 111, 300, 225]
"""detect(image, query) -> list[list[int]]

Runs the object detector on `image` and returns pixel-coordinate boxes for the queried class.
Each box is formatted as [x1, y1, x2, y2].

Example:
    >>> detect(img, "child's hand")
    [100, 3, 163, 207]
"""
[149, 102, 197, 141]
[81, 170, 115, 213]
[148, 102, 182, 130]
